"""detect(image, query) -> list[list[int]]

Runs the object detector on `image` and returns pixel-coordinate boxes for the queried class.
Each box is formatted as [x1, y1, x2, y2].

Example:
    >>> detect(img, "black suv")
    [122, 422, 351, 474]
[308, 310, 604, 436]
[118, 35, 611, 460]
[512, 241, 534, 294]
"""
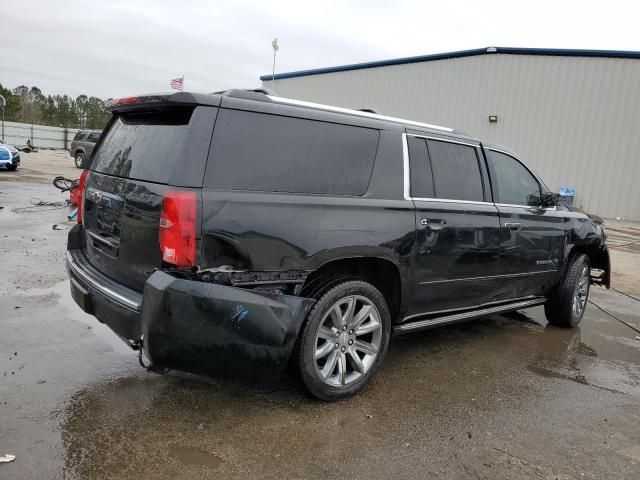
[70, 129, 102, 168]
[66, 90, 610, 400]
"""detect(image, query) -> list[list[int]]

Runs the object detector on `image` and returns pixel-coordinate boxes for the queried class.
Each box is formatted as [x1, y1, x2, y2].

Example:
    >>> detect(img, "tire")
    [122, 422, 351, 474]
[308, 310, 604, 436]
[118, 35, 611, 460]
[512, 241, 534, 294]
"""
[544, 253, 590, 328]
[7, 165, 17, 171]
[297, 279, 391, 400]
[74, 152, 85, 169]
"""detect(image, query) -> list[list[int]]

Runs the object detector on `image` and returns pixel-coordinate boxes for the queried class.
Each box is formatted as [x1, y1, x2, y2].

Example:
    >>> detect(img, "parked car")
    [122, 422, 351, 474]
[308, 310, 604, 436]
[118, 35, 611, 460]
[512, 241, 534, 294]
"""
[0, 139, 20, 170]
[65, 89, 610, 400]
[69, 129, 102, 168]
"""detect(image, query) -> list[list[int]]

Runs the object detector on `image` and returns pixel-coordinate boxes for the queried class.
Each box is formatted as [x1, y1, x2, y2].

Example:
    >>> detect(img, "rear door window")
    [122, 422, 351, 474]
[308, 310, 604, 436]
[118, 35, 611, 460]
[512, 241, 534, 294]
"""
[87, 132, 101, 142]
[205, 109, 379, 195]
[407, 136, 434, 198]
[91, 109, 193, 184]
[74, 132, 87, 141]
[426, 139, 484, 202]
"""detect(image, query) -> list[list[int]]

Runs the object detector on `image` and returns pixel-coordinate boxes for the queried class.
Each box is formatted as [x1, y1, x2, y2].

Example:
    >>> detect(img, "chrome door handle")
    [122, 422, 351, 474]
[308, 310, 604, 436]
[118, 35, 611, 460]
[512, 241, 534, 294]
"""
[421, 218, 446, 226]
[504, 222, 521, 230]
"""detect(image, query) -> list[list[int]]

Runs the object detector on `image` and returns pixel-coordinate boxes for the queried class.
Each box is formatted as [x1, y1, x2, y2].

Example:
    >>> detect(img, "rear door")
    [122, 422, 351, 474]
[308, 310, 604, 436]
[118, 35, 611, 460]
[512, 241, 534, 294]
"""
[484, 148, 565, 298]
[82, 106, 217, 291]
[406, 133, 501, 318]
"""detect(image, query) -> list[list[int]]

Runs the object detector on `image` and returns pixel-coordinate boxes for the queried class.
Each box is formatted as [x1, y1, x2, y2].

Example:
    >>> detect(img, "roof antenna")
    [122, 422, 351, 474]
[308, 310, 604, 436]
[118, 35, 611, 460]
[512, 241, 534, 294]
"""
[271, 38, 279, 92]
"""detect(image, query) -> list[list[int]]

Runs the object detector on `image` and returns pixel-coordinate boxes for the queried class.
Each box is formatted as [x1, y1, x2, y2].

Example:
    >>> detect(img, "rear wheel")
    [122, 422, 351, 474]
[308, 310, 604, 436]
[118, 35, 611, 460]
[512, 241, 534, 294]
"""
[297, 280, 391, 400]
[7, 165, 17, 171]
[74, 152, 85, 169]
[545, 253, 590, 328]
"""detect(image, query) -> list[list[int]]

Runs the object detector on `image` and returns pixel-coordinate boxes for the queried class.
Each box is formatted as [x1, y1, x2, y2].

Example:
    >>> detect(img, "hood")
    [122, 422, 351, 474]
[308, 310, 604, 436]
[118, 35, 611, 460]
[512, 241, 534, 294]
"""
[564, 205, 604, 223]
[0, 142, 18, 155]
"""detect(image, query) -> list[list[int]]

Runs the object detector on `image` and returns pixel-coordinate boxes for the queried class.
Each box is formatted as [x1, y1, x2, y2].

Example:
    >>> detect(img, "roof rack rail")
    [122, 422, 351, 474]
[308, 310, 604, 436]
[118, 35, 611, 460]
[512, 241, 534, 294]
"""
[358, 108, 380, 114]
[211, 88, 453, 132]
[249, 88, 275, 95]
[266, 95, 454, 132]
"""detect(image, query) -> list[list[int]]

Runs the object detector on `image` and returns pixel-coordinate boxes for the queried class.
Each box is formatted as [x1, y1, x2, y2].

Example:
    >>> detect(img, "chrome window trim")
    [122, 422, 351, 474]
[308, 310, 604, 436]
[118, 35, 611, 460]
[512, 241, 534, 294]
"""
[267, 95, 454, 132]
[410, 134, 480, 148]
[412, 197, 494, 206]
[495, 202, 557, 211]
[402, 133, 411, 200]
[402, 132, 490, 206]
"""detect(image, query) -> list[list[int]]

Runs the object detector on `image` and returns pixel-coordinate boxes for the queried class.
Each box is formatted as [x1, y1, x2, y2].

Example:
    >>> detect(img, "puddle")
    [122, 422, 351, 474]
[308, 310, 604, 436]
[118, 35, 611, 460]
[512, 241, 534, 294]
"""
[170, 445, 224, 468]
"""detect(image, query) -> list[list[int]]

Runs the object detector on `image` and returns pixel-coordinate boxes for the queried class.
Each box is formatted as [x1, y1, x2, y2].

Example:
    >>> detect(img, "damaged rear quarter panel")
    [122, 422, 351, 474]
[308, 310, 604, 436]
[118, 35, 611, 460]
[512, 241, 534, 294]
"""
[199, 190, 415, 300]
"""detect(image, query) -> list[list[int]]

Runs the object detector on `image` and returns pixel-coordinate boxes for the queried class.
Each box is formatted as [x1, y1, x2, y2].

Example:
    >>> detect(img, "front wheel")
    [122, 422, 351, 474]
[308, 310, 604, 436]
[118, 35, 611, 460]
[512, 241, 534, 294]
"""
[74, 153, 85, 169]
[545, 253, 590, 328]
[297, 280, 391, 400]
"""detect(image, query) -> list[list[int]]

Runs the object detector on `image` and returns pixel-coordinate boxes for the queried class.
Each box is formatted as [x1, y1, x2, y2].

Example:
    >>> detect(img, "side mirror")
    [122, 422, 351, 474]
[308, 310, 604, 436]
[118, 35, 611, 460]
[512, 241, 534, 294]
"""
[526, 192, 559, 208]
[540, 192, 560, 208]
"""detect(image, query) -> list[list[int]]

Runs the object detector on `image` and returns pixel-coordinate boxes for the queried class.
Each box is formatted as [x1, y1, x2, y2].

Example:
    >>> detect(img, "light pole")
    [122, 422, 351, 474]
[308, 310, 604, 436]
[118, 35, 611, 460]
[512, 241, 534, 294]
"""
[0, 94, 5, 142]
[271, 38, 279, 86]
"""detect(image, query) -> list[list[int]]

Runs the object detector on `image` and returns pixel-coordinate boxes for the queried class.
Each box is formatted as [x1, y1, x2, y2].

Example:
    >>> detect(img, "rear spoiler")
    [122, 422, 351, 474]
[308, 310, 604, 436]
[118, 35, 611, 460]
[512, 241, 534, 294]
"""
[107, 92, 222, 112]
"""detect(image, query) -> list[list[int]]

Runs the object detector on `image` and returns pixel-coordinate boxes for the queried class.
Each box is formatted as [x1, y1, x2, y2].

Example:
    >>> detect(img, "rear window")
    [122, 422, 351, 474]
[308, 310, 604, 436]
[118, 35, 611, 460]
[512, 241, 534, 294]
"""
[204, 109, 379, 195]
[91, 109, 193, 184]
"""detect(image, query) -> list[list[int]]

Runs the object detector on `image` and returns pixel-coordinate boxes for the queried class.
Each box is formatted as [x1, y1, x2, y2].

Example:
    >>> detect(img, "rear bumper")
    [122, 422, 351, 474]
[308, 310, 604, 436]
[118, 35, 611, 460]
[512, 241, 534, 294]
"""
[65, 228, 315, 381]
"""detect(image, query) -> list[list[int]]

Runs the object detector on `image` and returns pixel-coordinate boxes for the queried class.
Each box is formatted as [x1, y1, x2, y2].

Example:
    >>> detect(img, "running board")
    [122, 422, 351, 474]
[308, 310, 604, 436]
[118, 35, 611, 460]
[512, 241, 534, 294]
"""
[393, 298, 546, 335]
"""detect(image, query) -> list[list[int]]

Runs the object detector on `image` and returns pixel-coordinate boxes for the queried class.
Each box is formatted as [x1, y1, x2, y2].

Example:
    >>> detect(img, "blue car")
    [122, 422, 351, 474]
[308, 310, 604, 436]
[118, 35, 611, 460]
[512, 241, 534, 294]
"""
[0, 140, 20, 171]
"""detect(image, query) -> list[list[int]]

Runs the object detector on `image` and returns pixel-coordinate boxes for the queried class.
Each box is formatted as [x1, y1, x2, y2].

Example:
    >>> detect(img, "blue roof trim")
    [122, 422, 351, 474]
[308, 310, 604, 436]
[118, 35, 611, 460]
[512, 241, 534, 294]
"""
[260, 46, 640, 81]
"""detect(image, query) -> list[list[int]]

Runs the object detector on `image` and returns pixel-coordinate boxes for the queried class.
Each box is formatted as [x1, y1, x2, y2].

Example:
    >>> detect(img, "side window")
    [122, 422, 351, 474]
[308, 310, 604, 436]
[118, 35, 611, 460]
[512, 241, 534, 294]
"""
[205, 109, 379, 195]
[426, 139, 484, 202]
[407, 136, 434, 198]
[74, 132, 86, 141]
[87, 132, 101, 142]
[486, 150, 540, 206]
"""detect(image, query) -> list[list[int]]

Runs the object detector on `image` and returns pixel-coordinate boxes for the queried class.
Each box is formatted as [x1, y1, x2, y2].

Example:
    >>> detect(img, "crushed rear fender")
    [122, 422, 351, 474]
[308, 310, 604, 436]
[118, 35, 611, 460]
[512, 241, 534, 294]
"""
[140, 271, 316, 382]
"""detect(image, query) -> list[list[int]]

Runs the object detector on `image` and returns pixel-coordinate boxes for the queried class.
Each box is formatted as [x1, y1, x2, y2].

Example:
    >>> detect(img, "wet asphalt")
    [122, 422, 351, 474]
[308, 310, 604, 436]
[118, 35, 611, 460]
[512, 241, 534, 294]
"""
[1, 182, 639, 479]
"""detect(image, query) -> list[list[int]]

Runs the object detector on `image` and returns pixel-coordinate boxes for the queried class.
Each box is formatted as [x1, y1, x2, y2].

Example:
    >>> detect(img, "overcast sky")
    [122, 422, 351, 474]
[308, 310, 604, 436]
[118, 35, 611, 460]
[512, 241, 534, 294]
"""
[2, 0, 639, 99]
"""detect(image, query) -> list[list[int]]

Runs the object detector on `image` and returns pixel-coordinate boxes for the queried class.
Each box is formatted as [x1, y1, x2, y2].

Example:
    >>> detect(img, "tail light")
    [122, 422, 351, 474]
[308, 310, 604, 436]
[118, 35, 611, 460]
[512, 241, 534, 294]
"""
[76, 169, 89, 224]
[110, 96, 139, 105]
[159, 190, 197, 267]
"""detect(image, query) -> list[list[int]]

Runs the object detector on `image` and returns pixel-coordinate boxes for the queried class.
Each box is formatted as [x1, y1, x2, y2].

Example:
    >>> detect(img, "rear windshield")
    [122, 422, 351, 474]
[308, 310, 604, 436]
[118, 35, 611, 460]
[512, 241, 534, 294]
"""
[91, 109, 193, 184]
[204, 109, 379, 195]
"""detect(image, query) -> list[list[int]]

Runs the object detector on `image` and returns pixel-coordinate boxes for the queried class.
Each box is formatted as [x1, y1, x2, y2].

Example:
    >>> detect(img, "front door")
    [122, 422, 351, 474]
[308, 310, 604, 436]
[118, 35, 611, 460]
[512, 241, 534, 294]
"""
[484, 148, 565, 299]
[406, 133, 501, 318]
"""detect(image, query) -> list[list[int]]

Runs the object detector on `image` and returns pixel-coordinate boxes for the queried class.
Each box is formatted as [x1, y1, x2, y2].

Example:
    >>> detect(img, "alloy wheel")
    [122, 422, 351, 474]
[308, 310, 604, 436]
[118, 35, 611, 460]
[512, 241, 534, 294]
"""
[573, 265, 589, 317]
[313, 295, 382, 387]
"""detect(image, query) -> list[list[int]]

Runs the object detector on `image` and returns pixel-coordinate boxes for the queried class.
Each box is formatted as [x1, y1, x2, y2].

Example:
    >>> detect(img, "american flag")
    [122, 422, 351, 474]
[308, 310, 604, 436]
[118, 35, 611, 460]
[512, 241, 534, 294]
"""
[170, 77, 184, 91]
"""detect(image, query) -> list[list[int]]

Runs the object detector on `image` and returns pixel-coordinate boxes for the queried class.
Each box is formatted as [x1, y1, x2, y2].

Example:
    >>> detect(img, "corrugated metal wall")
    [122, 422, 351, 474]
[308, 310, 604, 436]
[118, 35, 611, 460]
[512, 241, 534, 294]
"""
[263, 54, 640, 220]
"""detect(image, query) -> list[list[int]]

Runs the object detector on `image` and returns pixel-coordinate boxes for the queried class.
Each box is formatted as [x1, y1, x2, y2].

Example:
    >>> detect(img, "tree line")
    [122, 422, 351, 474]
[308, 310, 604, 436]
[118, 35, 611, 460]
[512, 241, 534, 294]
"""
[0, 82, 110, 130]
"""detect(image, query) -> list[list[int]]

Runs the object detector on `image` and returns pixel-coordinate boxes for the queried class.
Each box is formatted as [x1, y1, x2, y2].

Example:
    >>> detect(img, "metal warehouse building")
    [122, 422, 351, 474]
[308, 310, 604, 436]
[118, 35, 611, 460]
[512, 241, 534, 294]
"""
[261, 47, 640, 221]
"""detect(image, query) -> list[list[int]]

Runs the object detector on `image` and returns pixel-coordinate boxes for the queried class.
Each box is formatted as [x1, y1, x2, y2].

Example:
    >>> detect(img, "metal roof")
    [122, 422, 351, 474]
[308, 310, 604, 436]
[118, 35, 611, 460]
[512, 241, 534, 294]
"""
[260, 46, 640, 81]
